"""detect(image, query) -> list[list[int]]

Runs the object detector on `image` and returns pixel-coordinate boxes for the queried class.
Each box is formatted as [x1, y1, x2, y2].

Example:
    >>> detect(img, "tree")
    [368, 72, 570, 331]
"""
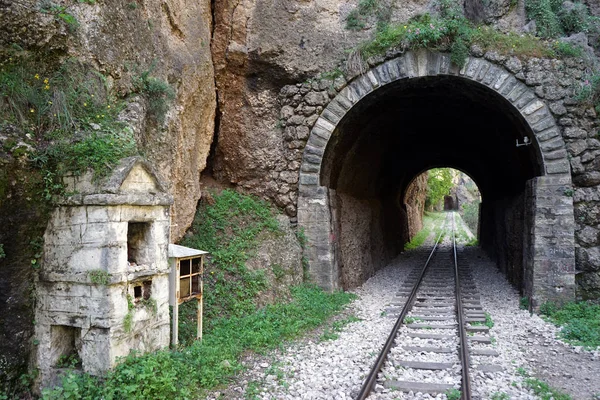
[425, 168, 454, 210]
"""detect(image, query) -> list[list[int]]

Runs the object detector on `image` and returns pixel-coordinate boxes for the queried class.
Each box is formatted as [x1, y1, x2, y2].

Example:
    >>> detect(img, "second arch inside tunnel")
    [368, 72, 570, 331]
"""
[297, 52, 576, 307]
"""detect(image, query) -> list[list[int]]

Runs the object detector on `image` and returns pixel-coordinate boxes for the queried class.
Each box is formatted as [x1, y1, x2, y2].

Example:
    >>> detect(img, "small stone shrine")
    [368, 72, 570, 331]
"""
[34, 157, 173, 388]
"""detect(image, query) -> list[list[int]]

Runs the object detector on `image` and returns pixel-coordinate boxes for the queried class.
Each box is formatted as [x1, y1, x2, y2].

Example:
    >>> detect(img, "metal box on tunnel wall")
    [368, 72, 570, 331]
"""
[168, 244, 208, 346]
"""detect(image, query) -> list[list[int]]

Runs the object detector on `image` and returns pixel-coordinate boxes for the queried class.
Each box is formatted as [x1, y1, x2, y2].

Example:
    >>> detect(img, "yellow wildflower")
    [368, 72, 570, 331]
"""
[44, 85, 50, 90]
[34, 74, 39, 79]
[43, 78, 49, 84]
[48, 101, 53, 105]
[107, 105, 111, 109]
[30, 109, 35, 113]
[84, 103, 87, 107]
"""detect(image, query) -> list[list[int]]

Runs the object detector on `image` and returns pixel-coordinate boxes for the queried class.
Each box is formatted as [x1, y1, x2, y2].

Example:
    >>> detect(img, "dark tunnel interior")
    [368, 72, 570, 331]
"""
[320, 75, 544, 290]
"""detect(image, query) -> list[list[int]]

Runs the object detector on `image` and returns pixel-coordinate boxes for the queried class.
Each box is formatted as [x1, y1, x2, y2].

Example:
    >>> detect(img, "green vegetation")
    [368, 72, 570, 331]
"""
[426, 168, 454, 210]
[319, 315, 361, 341]
[179, 189, 283, 343]
[524, 377, 572, 400]
[461, 201, 479, 235]
[575, 72, 600, 114]
[403, 316, 423, 324]
[0, 53, 137, 200]
[41, 284, 356, 399]
[491, 392, 510, 400]
[345, 0, 387, 31]
[520, 296, 530, 310]
[404, 212, 445, 250]
[444, 388, 461, 400]
[0, 244, 4, 259]
[525, 0, 599, 38]
[88, 270, 111, 285]
[349, 0, 594, 71]
[539, 301, 600, 348]
[471, 312, 494, 328]
[132, 65, 175, 123]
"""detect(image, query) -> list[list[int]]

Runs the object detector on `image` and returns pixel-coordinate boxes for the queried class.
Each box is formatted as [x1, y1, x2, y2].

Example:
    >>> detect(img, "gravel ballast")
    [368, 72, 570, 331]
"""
[207, 216, 600, 400]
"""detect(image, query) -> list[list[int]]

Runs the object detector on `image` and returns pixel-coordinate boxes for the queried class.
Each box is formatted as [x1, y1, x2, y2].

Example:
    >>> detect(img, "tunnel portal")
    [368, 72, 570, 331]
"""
[297, 51, 576, 308]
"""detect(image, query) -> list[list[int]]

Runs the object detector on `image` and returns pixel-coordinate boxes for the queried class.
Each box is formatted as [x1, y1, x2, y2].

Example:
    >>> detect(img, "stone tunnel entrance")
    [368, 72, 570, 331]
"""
[297, 51, 576, 308]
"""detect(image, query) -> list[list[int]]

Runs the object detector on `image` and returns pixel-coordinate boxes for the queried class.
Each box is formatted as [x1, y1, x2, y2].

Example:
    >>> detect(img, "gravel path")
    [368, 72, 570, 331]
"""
[207, 214, 600, 400]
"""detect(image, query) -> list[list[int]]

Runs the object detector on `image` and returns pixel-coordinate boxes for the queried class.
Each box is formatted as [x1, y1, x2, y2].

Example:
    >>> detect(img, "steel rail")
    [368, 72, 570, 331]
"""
[355, 217, 448, 400]
[452, 212, 472, 400]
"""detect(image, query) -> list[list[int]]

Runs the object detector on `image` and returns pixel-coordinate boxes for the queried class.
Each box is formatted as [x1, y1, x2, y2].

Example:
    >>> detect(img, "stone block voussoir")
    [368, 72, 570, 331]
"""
[404, 52, 418, 78]
[415, 49, 429, 77]
[493, 71, 510, 90]
[321, 109, 341, 126]
[482, 66, 500, 86]
[312, 125, 331, 141]
[374, 63, 392, 84]
[525, 107, 550, 126]
[515, 91, 537, 110]
[386, 58, 401, 80]
[427, 52, 442, 76]
[544, 149, 568, 161]
[545, 160, 571, 175]
[304, 144, 325, 157]
[535, 127, 560, 142]
[299, 173, 319, 186]
[499, 76, 518, 96]
[315, 117, 335, 133]
[522, 99, 545, 116]
[439, 53, 452, 74]
[326, 99, 347, 117]
[540, 137, 565, 152]
[301, 162, 320, 173]
[476, 61, 491, 82]
[532, 117, 556, 133]
[307, 134, 327, 149]
[507, 83, 528, 103]
[366, 70, 380, 88]
[339, 86, 360, 105]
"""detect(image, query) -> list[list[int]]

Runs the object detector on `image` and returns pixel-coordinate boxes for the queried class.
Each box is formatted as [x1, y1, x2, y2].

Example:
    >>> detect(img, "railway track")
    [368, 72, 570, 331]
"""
[356, 212, 503, 400]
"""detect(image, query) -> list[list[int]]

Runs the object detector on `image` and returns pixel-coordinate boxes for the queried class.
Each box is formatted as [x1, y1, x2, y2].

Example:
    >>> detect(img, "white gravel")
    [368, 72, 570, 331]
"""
[206, 213, 598, 400]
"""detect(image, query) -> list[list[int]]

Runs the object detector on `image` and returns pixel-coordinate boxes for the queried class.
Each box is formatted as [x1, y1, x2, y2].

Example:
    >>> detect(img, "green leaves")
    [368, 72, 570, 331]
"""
[540, 301, 600, 348]
[41, 285, 355, 399]
[426, 168, 454, 210]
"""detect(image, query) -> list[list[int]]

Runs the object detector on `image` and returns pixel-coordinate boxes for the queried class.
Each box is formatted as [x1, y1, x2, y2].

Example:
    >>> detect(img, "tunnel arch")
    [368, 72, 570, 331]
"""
[297, 50, 576, 306]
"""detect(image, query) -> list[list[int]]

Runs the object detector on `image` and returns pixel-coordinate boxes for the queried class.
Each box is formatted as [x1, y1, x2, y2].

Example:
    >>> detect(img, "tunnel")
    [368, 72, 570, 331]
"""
[297, 51, 576, 306]
[320, 74, 541, 290]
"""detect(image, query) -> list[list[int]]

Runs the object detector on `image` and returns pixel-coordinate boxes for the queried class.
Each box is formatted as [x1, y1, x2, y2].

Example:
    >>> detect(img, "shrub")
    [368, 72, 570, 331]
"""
[0, 54, 137, 197]
[179, 189, 283, 343]
[525, 0, 563, 38]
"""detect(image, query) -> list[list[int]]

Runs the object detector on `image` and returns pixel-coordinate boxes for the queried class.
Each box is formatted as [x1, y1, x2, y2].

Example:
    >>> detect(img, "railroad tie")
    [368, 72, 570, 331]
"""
[383, 381, 455, 394]
[396, 361, 454, 370]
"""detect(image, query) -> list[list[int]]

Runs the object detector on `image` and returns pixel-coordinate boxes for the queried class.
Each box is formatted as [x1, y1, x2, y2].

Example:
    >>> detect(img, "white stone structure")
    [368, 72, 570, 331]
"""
[34, 157, 173, 389]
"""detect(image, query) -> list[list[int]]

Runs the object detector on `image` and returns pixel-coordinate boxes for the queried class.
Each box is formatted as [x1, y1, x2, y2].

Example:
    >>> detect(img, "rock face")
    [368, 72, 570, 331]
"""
[1, 0, 216, 241]
[405, 173, 429, 239]
[0, 0, 215, 389]
[246, 215, 304, 305]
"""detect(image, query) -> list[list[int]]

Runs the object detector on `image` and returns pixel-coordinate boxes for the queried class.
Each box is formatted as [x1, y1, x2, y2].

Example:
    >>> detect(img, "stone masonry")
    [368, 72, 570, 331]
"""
[272, 49, 600, 303]
[34, 157, 173, 390]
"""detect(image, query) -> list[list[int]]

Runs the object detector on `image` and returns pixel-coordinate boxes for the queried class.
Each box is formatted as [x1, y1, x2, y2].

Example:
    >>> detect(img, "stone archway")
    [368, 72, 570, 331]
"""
[297, 50, 575, 307]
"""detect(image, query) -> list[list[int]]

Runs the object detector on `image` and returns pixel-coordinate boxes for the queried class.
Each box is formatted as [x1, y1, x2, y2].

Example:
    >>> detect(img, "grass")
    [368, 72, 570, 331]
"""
[524, 377, 572, 400]
[41, 284, 356, 399]
[349, 0, 592, 73]
[404, 211, 445, 250]
[179, 189, 283, 342]
[319, 315, 362, 341]
[539, 301, 600, 348]
[0, 53, 138, 199]
[445, 388, 461, 400]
